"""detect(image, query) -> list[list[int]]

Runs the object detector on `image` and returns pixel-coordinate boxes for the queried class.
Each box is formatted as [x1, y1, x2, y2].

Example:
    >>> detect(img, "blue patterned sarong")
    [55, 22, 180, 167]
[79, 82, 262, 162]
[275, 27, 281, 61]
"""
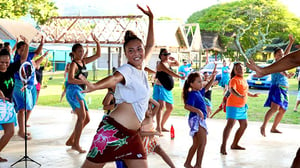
[66, 84, 88, 111]
[264, 85, 288, 110]
[188, 115, 208, 136]
[13, 79, 37, 111]
[152, 84, 174, 104]
[0, 100, 17, 130]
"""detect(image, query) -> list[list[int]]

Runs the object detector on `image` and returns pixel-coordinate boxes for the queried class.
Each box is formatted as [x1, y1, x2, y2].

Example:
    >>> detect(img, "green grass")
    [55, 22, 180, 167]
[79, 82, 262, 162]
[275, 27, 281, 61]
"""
[38, 71, 300, 125]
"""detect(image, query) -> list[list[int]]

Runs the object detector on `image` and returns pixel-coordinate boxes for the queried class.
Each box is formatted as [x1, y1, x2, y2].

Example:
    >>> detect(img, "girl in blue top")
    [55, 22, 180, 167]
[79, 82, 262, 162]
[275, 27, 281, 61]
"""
[182, 71, 216, 168]
[260, 34, 295, 137]
[219, 60, 231, 94]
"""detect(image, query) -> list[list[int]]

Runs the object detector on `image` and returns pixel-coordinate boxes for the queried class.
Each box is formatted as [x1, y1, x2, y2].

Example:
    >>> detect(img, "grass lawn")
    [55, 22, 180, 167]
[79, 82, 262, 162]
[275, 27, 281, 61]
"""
[38, 70, 300, 125]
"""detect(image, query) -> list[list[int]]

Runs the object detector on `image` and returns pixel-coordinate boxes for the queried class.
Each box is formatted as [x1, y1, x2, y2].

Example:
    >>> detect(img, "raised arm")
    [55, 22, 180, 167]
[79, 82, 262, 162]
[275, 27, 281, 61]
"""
[137, 4, 154, 63]
[19, 35, 29, 64]
[284, 34, 295, 55]
[83, 44, 89, 58]
[204, 68, 217, 92]
[11, 37, 18, 54]
[83, 33, 101, 64]
[34, 36, 44, 58]
[168, 56, 180, 67]
[34, 50, 49, 68]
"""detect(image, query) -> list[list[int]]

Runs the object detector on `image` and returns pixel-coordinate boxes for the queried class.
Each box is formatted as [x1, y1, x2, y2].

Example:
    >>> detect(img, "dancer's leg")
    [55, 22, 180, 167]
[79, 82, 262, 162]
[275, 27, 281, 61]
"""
[220, 119, 236, 155]
[271, 107, 285, 133]
[156, 100, 165, 133]
[72, 100, 89, 153]
[231, 119, 247, 150]
[161, 102, 173, 132]
[0, 123, 14, 151]
[260, 102, 279, 137]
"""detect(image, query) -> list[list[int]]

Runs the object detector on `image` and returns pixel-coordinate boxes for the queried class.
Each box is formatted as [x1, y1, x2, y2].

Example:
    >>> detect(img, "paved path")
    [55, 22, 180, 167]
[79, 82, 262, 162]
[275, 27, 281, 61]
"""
[1, 106, 299, 168]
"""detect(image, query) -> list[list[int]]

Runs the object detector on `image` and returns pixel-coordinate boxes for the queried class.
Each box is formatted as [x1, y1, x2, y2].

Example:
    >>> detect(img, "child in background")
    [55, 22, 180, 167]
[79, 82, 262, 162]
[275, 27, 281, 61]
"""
[140, 98, 175, 168]
[182, 71, 216, 168]
[210, 90, 230, 118]
[102, 87, 116, 115]
[202, 63, 218, 117]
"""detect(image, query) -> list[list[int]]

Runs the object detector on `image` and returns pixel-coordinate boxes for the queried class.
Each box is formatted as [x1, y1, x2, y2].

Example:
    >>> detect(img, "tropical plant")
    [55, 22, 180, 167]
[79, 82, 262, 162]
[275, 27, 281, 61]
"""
[0, 0, 58, 25]
[187, 0, 300, 61]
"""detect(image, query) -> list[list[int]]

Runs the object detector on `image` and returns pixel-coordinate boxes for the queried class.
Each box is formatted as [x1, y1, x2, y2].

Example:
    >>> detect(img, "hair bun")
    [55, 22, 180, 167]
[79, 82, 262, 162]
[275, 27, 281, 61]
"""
[124, 30, 137, 42]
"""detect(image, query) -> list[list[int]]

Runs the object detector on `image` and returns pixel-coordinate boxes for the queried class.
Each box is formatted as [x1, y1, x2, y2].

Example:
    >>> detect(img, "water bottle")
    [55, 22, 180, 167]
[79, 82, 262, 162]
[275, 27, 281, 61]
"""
[170, 124, 175, 140]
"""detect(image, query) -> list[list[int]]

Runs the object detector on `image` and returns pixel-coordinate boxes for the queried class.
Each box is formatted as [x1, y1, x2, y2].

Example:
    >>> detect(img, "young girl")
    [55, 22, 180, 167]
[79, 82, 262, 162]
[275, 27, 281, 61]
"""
[80, 5, 154, 168]
[153, 48, 184, 133]
[219, 60, 230, 94]
[220, 62, 259, 155]
[140, 98, 175, 168]
[182, 71, 216, 168]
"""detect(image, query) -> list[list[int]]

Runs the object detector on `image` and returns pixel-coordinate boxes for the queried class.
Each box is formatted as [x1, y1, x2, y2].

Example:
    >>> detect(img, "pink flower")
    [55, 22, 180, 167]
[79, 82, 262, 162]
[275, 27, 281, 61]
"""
[91, 127, 119, 155]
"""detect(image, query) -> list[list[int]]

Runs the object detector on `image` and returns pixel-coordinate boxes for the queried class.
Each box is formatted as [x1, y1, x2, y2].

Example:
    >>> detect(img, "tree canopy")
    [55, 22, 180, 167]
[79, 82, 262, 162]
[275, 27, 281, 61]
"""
[0, 0, 58, 25]
[187, 0, 300, 60]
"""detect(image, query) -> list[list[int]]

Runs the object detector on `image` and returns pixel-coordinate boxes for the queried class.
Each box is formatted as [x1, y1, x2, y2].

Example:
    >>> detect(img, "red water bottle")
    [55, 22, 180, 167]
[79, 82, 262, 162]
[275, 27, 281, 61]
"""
[170, 124, 175, 139]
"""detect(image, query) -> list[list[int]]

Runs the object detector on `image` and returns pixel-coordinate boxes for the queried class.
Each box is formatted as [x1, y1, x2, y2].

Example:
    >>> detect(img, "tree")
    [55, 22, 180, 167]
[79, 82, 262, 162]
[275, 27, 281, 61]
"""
[0, 0, 58, 25]
[187, 0, 300, 61]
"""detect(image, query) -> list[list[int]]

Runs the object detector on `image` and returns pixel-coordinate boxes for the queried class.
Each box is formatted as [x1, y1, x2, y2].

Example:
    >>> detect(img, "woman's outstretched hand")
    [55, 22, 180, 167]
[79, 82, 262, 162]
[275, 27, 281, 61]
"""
[79, 74, 94, 93]
[246, 59, 264, 77]
[137, 4, 153, 19]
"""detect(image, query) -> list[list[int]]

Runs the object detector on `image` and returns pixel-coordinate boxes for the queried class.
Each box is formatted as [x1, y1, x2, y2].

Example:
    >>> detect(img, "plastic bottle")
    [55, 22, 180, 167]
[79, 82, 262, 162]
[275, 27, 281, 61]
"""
[170, 124, 175, 140]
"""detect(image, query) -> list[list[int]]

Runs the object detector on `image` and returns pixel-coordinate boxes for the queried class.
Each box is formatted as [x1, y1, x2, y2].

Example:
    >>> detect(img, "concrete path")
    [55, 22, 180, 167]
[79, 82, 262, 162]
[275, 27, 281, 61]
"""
[1, 106, 299, 168]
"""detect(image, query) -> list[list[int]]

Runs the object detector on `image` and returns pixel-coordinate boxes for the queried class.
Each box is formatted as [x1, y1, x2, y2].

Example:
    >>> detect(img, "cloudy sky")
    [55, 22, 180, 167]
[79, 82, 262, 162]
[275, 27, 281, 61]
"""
[52, 0, 300, 22]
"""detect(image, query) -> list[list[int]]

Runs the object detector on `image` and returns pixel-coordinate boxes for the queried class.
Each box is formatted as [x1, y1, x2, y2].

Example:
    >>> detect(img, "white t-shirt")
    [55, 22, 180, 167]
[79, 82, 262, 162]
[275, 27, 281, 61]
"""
[114, 64, 150, 122]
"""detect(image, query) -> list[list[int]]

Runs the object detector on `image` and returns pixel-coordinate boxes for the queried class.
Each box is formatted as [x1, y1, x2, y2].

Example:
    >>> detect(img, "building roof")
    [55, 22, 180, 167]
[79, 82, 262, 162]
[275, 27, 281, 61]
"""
[201, 31, 224, 52]
[0, 19, 40, 42]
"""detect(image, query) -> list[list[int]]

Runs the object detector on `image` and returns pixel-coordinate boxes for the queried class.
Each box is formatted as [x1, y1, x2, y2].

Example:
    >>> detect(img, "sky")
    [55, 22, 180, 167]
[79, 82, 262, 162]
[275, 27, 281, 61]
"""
[52, 0, 300, 22]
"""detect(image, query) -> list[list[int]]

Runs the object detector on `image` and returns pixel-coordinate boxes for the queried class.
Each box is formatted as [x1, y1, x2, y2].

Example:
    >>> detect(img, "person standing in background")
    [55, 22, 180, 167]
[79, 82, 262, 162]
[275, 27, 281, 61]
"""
[153, 48, 184, 133]
[178, 59, 193, 88]
[219, 60, 231, 94]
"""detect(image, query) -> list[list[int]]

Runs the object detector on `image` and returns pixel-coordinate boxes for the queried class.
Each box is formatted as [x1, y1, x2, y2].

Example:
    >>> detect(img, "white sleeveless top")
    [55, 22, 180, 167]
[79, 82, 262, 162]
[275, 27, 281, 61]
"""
[114, 64, 150, 122]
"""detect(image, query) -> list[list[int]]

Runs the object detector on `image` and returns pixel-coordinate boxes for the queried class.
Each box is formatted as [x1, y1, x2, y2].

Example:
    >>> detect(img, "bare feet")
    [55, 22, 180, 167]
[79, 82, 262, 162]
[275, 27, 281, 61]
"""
[26, 124, 31, 127]
[162, 128, 169, 132]
[231, 145, 246, 150]
[156, 127, 161, 134]
[18, 132, 32, 140]
[65, 139, 74, 146]
[220, 144, 227, 155]
[271, 129, 282, 134]
[260, 126, 266, 137]
[0, 157, 7, 162]
[183, 162, 193, 168]
[71, 145, 86, 153]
